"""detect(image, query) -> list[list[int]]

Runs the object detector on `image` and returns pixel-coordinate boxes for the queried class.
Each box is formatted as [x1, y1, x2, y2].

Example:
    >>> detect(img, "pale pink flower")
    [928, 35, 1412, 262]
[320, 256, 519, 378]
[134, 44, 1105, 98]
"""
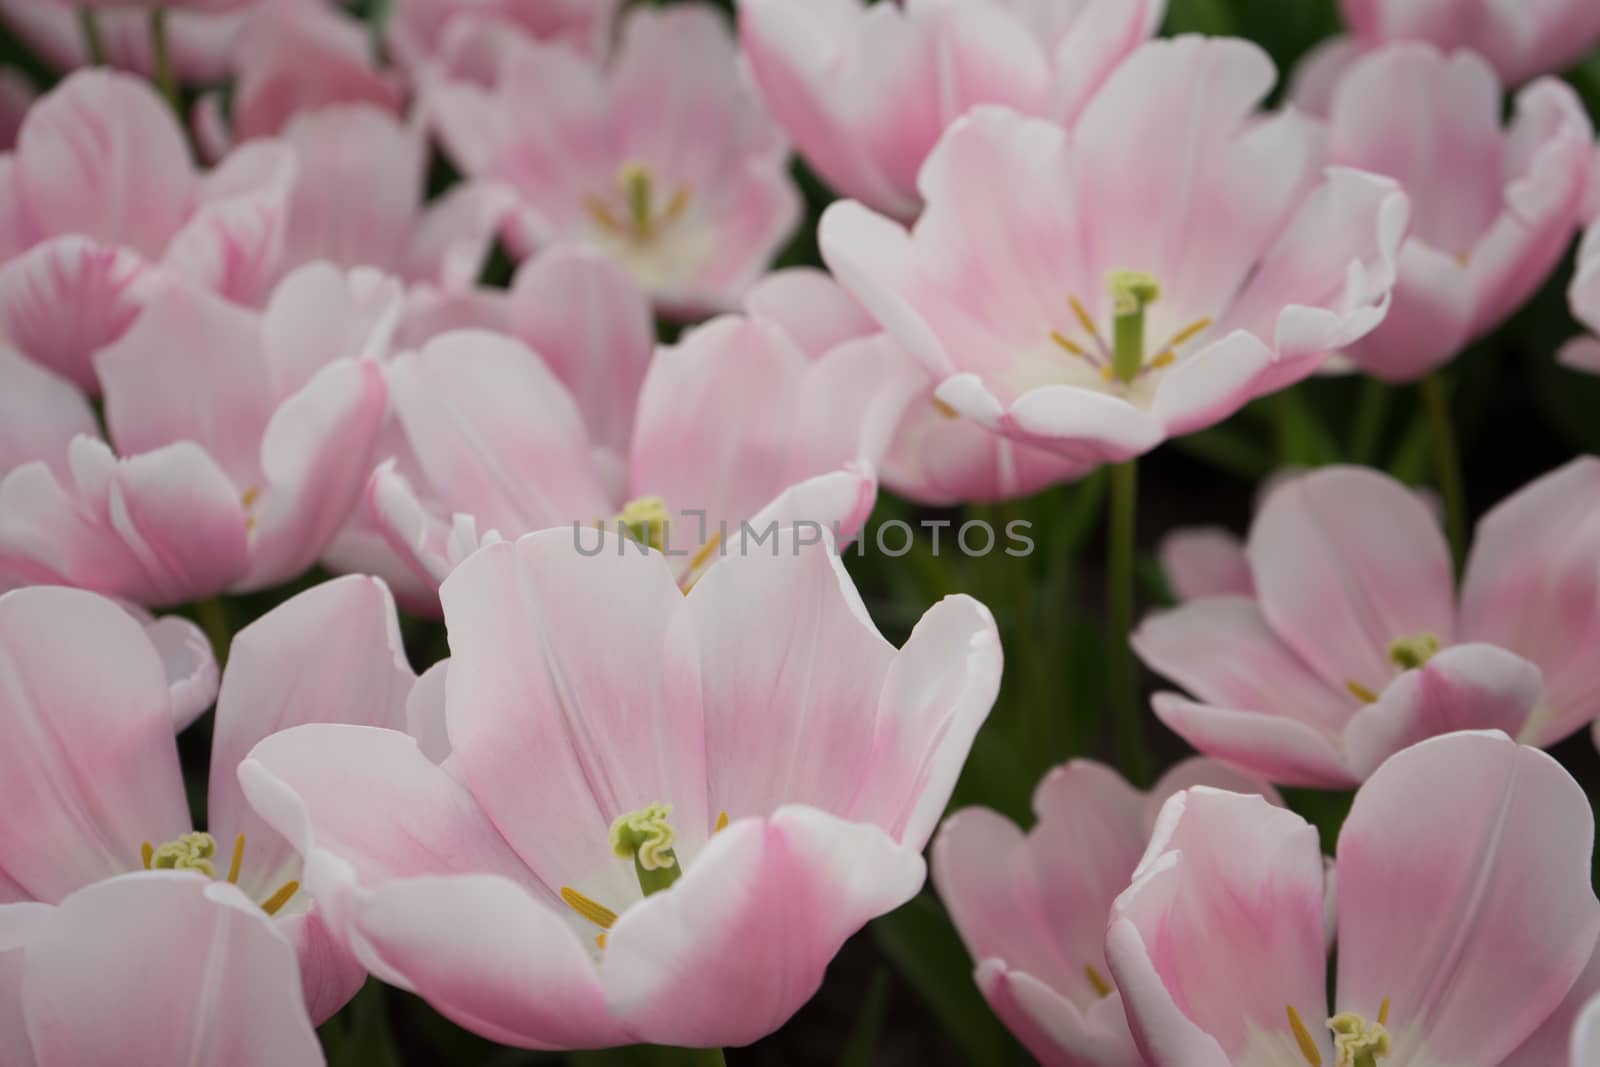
[1318, 45, 1593, 381]
[1, 873, 323, 1066]
[274, 105, 513, 290]
[0, 575, 426, 1022]
[932, 758, 1279, 1067]
[1576, 993, 1600, 1066]
[0, 69, 297, 392]
[367, 253, 911, 600]
[386, 0, 620, 70]
[1109, 731, 1600, 1067]
[739, 0, 1166, 220]
[1134, 460, 1600, 787]
[1308, 0, 1600, 94]
[1156, 527, 1253, 602]
[425, 5, 800, 312]
[193, 3, 403, 159]
[1560, 211, 1600, 374]
[821, 38, 1408, 475]
[240, 530, 1000, 1050]
[745, 269, 1086, 504]
[0, 265, 388, 606]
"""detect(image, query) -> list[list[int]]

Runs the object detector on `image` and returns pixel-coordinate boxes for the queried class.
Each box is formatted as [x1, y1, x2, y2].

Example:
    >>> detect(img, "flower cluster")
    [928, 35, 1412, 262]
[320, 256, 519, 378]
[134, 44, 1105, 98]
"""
[1, 0, 1599, 1064]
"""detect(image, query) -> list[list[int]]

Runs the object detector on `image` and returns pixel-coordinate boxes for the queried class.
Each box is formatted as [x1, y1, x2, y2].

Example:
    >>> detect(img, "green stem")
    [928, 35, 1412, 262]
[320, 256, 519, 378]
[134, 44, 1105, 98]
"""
[78, 7, 107, 66]
[665, 1050, 726, 1067]
[1106, 460, 1150, 786]
[195, 597, 230, 668]
[1419, 372, 1466, 568]
[1348, 376, 1392, 466]
[148, 8, 180, 116]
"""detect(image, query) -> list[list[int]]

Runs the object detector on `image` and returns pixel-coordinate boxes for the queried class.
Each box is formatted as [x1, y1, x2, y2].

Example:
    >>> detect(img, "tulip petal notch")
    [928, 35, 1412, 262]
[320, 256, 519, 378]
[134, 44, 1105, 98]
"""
[1049, 270, 1212, 389]
[611, 803, 682, 896]
[587, 164, 691, 246]
[141, 832, 300, 916]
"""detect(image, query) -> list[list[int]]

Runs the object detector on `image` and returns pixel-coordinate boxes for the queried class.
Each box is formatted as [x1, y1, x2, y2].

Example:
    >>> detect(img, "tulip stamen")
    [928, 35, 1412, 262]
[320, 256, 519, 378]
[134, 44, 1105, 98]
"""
[1387, 633, 1440, 671]
[227, 832, 245, 884]
[260, 880, 300, 917]
[1286, 1004, 1323, 1066]
[1346, 680, 1379, 704]
[588, 164, 693, 244]
[612, 803, 682, 896]
[561, 886, 618, 930]
[714, 811, 730, 833]
[615, 496, 671, 552]
[1083, 963, 1112, 998]
[1329, 1008, 1391, 1067]
[143, 832, 299, 915]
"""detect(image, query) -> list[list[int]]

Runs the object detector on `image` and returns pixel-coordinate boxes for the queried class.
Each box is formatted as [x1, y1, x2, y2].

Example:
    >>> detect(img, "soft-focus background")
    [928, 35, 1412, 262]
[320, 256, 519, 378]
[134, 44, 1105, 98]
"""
[5, 0, 1597, 1063]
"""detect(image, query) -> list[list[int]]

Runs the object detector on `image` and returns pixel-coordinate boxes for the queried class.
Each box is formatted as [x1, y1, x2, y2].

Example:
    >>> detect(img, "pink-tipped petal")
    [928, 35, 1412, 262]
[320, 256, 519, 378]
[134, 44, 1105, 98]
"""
[1156, 527, 1252, 601]
[140, 613, 220, 730]
[163, 139, 298, 306]
[1151, 693, 1358, 788]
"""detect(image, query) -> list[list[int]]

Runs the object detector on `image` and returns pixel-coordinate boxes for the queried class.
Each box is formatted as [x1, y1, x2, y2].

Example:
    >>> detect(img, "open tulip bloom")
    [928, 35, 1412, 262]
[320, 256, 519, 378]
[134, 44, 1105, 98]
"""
[1320, 45, 1594, 382]
[424, 4, 800, 314]
[0, 69, 296, 392]
[0, 264, 389, 606]
[737, 0, 1166, 221]
[0, 575, 431, 1024]
[1108, 731, 1600, 1067]
[1135, 459, 1600, 787]
[932, 758, 1280, 1067]
[821, 37, 1408, 476]
[238, 528, 1002, 1050]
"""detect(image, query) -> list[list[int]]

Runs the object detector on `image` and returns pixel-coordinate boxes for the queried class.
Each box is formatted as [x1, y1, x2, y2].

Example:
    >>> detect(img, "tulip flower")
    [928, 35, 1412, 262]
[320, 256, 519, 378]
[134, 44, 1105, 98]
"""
[368, 266, 913, 598]
[0, 265, 387, 606]
[1109, 731, 1600, 1067]
[274, 105, 513, 290]
[193, 3, 403, 158]
[1561, 214, 1600, 374]
[2, 873, 323, 1065]
[386, 0, 619, 70]
[424, 4, 800, 313]
[0, 575, 427, 1023]
[1316, 46, 1593, 382]
[1134, 460, 1600, 787]
[0, 69, 32, 150]
[932, 758, 1279, 1067]
[821, 37, 1408, 474]
[0, 69, 297, 392]
[239, 528, 1002, 1050]
[745, 269, 1087, 505]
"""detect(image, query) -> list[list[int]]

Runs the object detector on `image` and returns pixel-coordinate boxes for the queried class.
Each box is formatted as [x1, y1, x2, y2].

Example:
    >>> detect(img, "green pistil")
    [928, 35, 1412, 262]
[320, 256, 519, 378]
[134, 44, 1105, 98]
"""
[1108, 270, 1160, 384]
[1387, 632, 1441, 671]
[611, 803, 682, 896]
[150, 832, 217, 877]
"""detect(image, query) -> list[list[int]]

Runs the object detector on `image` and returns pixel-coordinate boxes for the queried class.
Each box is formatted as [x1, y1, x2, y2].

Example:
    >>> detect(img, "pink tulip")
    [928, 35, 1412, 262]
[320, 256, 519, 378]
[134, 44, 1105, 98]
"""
[1318, 46, 1593, 382]
[1134, 459, 1600, 787]
[2, 873, 323, 1065]
[1561, 212, 1600, 374]
[1157, 527, 1254, 602]
[932, 758, 1279, 1067]
[0, 265, 388, 606]
[194, 3, 402, 158]
[0, 69, 297, 392]
[745, 269, 1088, 504]
[386, 0, 620, 70]
[366, 254, 911, 600]
[1333, 0, 1600, 89]
[0, 575, 431, 1024]
[739, 0, 1165, 220]
[424, 5, 800, 313]
[0, 69, 32, 151]
[239, 529, 1002, 1049]
[1109, 731, 1600, 1067]
[821, 38, 1408, 475]
[275, 105, 513, 290]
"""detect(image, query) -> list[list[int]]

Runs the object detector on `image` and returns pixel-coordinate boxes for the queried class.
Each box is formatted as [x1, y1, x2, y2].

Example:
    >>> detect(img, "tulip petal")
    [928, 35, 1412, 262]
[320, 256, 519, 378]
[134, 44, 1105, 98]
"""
[140, 614, 220, 730]
[0, 344, 96, 477]
[1156, 527, 1252, 601]
[1336, 732, 1600, 1066]
[1151, 693, 1357, 788]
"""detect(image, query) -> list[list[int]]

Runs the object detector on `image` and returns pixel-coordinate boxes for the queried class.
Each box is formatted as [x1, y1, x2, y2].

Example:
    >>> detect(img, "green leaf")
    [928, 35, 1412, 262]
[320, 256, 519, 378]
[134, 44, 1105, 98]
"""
[322, 981, 402, 1067]
[1163, 0, 1237, 36]
[837, 970, 892, 1067]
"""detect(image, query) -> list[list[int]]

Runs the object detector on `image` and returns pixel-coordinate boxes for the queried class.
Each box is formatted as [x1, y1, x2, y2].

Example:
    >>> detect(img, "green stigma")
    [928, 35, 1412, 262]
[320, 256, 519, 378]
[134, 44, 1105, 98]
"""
[1387, 632, 1441, 671]
[150, 832, 217, 877]
[1108, 270, 1160, 384]
[610, 803, 681, 896]
[1329, 1011, 1391, 1067]
[616, 496, 671, 552]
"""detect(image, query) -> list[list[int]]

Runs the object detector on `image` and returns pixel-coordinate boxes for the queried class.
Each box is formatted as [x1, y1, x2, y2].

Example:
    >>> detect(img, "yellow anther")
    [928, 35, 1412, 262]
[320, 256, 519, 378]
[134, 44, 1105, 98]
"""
[260, 880, 299, 917]
[686, 530, 725, 578]
[584, 195, 624, 236]
[227, 833, 245, 885]
[561, 886, 618, 930]
[1147, 350, 1176, 370]
[1100, 364, 1115, 383]
[714, 811, 730, 833]
[932, 397, 960, 419]
[1084, 964, 1112, 999]
[240, 487, 260, 510]
[1287, 1004, 1323, 1066]
[1346, 680, 1379, 704]
[141, 841, 154, 870]
[1164, 317, 1213, 350]
[150, 832, 217, 877]
[1050, 330, 1089, 358]
[1378, 998, 1389, 1027]
[662, 186, 691, 227]
[1069, 295, 1103, 344]
[596, 932, 607, 950]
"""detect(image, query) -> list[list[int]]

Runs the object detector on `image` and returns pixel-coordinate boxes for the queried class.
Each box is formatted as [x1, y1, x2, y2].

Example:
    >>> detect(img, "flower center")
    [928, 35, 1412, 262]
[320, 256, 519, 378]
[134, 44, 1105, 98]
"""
[1048, 270, 1211, 387]
[1346, 633, 1443, 704]
[141, 832, 299, 917]
[585, 163, 691, 245]
[1284, 999, 1392, 1067]
[615, 495, 672, 552]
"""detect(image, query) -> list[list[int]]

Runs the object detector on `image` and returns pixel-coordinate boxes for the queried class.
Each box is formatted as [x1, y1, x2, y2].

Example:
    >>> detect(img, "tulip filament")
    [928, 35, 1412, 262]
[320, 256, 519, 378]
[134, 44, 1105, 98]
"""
[587, 164, 692, 245]
[1048, 273, 1211, 389]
